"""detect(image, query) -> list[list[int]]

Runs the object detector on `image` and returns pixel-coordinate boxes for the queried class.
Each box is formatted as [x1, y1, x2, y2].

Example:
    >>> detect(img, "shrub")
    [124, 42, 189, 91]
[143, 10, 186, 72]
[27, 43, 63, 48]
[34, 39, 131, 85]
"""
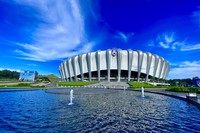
[166, 86, 200, 92]
[17, 83, 31, 87]
[58, 81, 96, 86]
[128, 82, 163, 88]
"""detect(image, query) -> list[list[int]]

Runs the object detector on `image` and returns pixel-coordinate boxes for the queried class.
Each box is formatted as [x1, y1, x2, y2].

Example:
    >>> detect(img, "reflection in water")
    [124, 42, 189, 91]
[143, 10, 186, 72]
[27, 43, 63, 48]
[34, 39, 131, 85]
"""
[0, 90, 200, 132]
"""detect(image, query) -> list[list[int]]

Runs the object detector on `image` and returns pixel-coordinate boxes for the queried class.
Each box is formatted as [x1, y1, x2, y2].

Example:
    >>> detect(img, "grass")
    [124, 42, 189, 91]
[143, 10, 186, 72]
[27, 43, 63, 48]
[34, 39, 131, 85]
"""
[0, 82, 46, 88]
[0, 81, 96, 88]
[128, 82, 164, 88]
[0, 81, 32, 85]
[128, 82, 200, 92]
[0, 83, 32, 88]
[58, 81, 96, 86]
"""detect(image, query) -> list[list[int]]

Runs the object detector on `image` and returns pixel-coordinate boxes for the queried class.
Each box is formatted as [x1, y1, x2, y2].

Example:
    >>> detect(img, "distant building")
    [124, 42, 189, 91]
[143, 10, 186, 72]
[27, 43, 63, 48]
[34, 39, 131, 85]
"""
[19, 70, 38, 81]
[194, 79, 200, 87]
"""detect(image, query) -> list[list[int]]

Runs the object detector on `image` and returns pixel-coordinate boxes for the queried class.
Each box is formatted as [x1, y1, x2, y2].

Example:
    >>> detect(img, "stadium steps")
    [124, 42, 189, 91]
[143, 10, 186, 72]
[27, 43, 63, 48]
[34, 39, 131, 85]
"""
[85, 82, 130, 89]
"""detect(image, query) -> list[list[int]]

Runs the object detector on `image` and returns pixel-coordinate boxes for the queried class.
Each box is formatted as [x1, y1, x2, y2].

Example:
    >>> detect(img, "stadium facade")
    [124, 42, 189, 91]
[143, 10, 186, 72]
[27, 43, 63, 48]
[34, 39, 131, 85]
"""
[59, 49, 170, 82]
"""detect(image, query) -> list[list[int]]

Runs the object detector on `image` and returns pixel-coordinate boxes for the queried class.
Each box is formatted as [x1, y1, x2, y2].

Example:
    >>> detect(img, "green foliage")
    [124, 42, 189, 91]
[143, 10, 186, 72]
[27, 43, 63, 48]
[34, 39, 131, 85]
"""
[128, 82, 161, 88]
[0, 82, 47, 88]
[58, 81, 95, 86]
[166, 86, 200, 92]
[0, 70, 19, 80]
[0, 83, 31, 88]
[17, 83, 31, 86]
[167, 77, 199, 87]
[31, 85, 45, 88]
[36, 74, 59, 82]
[37, 76, 50, 82]
[47, 74, 59, 82]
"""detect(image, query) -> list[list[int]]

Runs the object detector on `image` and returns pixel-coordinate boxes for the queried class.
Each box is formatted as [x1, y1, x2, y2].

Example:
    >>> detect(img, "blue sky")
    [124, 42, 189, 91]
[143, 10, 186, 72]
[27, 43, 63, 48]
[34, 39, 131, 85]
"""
[0, 0, 200, 79]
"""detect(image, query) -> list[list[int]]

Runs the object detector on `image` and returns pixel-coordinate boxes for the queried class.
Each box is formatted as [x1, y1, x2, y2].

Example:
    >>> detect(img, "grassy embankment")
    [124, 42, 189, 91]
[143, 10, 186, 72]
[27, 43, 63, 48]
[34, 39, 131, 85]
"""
[128, 82, 163, 88]
[58, 81, 97, 87]
[0, 80, 97, 88]
[128, 82, 200, 92]
[0, 81, 47, 88]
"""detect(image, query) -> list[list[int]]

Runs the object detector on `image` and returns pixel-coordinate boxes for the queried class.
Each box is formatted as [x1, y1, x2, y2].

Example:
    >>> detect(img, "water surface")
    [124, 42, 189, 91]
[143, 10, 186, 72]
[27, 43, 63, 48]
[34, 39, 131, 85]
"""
[0, 89, 200, 132]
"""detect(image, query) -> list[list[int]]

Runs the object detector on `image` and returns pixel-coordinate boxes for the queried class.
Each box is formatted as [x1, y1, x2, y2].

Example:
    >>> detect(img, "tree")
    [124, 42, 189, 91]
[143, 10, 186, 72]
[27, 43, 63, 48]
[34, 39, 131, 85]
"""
[192, 76, 199, 80]
[0, 70, 20, 80]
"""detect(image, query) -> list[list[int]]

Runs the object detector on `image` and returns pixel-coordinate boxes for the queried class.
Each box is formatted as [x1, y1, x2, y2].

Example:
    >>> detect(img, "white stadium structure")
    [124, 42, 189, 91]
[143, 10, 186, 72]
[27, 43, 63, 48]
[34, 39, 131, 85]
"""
[59, 49, 170, 82]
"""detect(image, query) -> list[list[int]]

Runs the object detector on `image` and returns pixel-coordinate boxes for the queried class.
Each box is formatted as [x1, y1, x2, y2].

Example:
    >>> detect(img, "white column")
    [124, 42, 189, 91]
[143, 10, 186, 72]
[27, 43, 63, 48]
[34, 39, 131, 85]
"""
[79, 54, 84, 81]
[61, 63, 66, 81]
[117, 49, 122, 82]
[72, 57, 77, 81]
[137, 51, 143, 82]
[64, 61, 69, 81]
[164, 62, 169, 79]
[153, 55, 159, 78]
[128, 50, 133, 82]
[160, 60, 166, 79]
[63, 62, 67, 81]
[158, 58, 164, 79]
[165, 63, 170, 79]
[67, 60, 72, 81]
[163, 62, 167, 79]
[145, 53, 152, 82]
[87, 52, 92, 81]
[96, 51, 101, 82]
[166, 62, 170, 79]
[106, 49, 111, 82]
[58, 66, 64, 81]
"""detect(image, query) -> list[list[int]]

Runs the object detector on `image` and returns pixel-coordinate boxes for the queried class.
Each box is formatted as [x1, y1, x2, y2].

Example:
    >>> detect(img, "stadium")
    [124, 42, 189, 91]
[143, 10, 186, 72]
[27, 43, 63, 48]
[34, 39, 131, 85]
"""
[59, 49, 170, 82]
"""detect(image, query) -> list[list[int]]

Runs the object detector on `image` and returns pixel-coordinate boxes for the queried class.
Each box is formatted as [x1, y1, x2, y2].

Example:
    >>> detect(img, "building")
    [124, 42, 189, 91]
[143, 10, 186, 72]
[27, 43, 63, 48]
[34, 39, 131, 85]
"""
[58, 49, 170, 82]
[19, 70, 38, 81]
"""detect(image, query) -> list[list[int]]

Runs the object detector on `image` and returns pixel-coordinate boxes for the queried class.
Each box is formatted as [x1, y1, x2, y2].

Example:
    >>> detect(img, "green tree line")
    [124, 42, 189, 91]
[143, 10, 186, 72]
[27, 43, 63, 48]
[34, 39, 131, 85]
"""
[0, 70, 20, 80]
[167, 77, 199, 86]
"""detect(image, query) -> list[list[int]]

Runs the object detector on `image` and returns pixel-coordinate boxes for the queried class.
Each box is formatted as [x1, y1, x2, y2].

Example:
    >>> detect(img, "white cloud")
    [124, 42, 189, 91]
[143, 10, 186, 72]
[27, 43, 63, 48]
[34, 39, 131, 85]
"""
[181, 43, 200, 51]
[13, 0, 93, 61]
[115, 31, 134, 43]
[156, 32, 182, 50]
[15, 42, 94, 62]
[168, 60, 200, 79]
[159, 42, 169, 49]
[0, 68, 20, 72]
[25, 63, 38, 67]
[179, 61, 200, 67]
[148, 32, 200, 51]
[164, 32, 175, 43]
[148, 32, 180, 50]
